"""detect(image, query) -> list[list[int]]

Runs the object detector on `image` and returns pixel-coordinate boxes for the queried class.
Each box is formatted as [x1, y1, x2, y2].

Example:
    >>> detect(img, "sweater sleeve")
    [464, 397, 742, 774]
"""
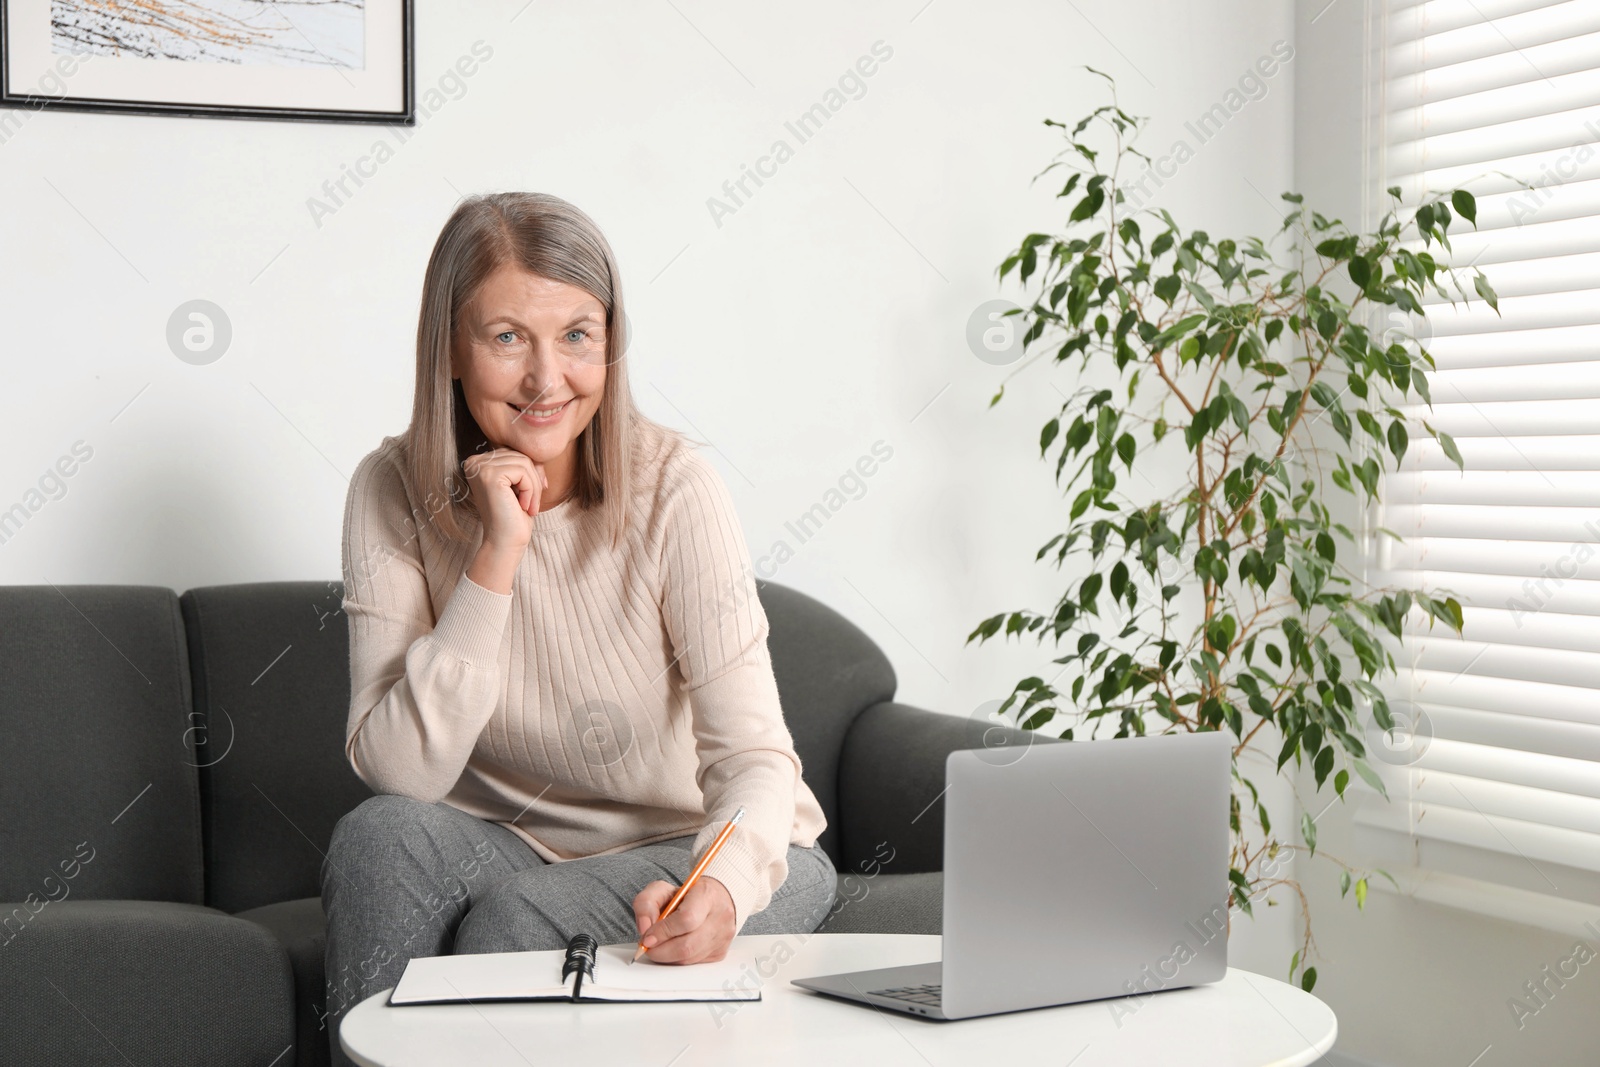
[341, 446, 514, 803]
[655, 448, 813, 933]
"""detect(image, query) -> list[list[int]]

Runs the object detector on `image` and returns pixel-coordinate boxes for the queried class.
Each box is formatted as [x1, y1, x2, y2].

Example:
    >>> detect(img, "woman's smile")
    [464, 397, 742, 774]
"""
[509, 397, 574, 426]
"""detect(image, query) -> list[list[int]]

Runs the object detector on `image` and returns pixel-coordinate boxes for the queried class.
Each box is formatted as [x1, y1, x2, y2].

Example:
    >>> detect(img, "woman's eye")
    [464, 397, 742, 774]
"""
[565, 329, 587, 343]
[495, 331, 516, 344]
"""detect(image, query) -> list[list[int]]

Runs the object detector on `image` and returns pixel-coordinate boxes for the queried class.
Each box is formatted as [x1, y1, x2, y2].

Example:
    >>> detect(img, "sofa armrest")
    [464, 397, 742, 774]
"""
[0, 900, 294, 1064]
[834, 700, 1060, 876]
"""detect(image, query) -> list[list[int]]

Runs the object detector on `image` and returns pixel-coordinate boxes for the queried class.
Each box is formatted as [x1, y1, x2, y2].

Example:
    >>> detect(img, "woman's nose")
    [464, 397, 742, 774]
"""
[520, 343, 563, 393]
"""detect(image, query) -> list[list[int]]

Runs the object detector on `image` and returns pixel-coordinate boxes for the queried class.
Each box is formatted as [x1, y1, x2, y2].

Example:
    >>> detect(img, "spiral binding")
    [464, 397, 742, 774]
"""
[562, 932, 598, 999]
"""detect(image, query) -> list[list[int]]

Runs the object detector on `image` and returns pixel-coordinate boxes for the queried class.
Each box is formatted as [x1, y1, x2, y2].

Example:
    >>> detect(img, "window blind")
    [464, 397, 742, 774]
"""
[1359, 0, 1600, 900]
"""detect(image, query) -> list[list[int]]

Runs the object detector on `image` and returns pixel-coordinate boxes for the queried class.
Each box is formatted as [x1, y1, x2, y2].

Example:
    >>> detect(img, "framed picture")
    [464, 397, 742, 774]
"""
[0, 0, 413, 125]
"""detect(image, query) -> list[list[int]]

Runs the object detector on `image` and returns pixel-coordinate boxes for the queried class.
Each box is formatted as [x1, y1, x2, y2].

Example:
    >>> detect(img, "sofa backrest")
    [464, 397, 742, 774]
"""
[180, 581, 371, 915]
[0, 586, 205, 906]
[757, 580, 897, 862]
[182, 578, 895, 912]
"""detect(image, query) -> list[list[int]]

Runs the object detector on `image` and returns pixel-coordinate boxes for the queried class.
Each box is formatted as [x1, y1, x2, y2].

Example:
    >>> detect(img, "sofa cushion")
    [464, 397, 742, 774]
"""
[757, 581, 897, 866]
[837, 701, 1060, 875]
[181, 582, 373, 914]
[0, 899, 294, 1066]
[0, 586, 203, 904]
[240, 896, 331, 1067]
[815, 872, 943, 935]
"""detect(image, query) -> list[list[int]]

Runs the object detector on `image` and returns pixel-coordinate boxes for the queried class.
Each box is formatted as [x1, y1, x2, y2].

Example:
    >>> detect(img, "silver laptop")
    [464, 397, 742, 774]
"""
[791, 730, 1231, 1020]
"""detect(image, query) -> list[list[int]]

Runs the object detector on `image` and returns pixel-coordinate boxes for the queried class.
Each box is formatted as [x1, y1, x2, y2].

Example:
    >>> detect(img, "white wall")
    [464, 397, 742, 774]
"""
[0, 0, 1300, 972]
[1293, 2, 1600, 1065]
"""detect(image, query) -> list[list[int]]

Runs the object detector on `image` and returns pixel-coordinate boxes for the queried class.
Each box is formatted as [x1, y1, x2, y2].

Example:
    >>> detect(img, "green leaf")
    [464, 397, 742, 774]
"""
[1438, 430, 1464, 470]
[1109, 560, 1128, 600]
[1158, 314, 1208, 347]
[1340, 871, 1351, 898]
[1348, 256, 1371, 289]
[1302, 967, 1317, 993]
[1474, 273, 1499, 313]
[1301, 810, 1318, 856]
[1451, 188, 1477, 226]
[1386, 420, 1409, 461]
[1352, 757, 1387, 798]
[1277, 732, 1298, 772]
[1116, 432, 1136, 469]
[1314, 745, 1335, 788]
[1040, 418, 1059, 455]
[1232, 884, 1254, 917]
[1354, 877, 1368, 910]
[1442, 595, 1465, 632]
[1069, 188, 1104, 223]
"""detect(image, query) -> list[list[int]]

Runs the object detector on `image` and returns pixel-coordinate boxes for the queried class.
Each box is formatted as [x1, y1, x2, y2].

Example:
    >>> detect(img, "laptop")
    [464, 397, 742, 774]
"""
[791, 730, 1231, 1020]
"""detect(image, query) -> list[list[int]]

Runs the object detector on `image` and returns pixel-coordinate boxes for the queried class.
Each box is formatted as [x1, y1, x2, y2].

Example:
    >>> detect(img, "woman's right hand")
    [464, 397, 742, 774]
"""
[462, 447, 543, 592]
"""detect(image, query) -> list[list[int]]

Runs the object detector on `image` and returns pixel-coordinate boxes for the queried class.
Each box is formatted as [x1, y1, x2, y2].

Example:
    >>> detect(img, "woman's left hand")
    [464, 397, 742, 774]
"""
[631, 876, 736, 964]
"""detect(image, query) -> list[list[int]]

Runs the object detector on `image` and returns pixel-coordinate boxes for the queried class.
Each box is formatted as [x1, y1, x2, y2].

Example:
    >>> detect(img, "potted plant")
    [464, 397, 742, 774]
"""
[969, 71, 1496, 991]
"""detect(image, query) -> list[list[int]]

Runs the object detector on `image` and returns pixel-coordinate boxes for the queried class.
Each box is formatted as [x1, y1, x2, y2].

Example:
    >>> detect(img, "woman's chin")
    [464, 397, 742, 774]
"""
[501, 429, 566, 463]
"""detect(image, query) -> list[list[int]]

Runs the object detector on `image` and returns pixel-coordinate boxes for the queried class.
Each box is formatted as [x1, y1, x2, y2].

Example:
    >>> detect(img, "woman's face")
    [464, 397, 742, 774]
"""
[452, 263, 609, 468]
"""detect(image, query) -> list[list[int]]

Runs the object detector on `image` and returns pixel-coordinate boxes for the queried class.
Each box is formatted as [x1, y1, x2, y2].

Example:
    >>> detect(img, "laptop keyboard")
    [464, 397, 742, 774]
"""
[871, 982, 942, 1005]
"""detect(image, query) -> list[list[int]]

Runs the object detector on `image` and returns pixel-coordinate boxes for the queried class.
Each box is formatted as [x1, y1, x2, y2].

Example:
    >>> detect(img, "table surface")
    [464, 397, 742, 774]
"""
[342, 933, 1337, 1067]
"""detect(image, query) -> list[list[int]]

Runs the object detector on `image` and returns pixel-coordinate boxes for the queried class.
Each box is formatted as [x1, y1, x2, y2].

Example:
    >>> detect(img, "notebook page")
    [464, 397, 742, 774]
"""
[390, 948, 571, 1005]
[582, 944, 760, 1002]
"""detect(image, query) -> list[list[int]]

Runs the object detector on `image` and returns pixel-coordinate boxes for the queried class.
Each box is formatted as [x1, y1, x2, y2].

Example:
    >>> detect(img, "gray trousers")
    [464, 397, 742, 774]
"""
[320, 794, 837, 1066]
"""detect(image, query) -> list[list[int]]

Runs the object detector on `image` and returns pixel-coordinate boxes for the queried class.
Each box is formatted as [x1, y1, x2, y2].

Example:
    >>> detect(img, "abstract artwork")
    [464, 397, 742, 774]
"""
[51, 0, 365, 69]
[0, 0, 411, 124]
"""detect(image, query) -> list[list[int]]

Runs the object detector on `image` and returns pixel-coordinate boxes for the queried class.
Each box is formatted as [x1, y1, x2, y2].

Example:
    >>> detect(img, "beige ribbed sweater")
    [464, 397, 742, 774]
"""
[339, 418, 827, 931]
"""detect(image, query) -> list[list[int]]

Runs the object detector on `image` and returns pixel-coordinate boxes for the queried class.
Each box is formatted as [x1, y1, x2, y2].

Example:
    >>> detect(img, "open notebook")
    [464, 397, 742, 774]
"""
[389, 933, 762, 1006]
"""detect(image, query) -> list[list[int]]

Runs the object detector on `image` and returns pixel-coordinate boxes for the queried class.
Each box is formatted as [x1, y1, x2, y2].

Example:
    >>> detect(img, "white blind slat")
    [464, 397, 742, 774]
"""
[1396, 667, 1600, 724]
[1375, 571, 1600, 619]
[1399, 635, 1600, 708]
[1387, 30, 1600, 109]
[1422, 707, 1600, 762]
[1388, 104, 1600, 175]
[1388, 0, 1577, 48]
[1404, 800, 1600, 874]
[1387, 2, 1600, 78]
[1390, 67, 1600, 141]
[1423, 322, 1600, 370]
[1402, 606, 1600, 656]
[1382, 502, 1600, 539]
[1377, 537, 1600, 578]
[1416, 363, 1600, 403]
[1415, 771, 1600, 841]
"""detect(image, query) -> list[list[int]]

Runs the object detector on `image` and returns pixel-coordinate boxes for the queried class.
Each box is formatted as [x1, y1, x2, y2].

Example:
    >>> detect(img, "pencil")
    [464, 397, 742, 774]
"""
[630, 806, 745, 964]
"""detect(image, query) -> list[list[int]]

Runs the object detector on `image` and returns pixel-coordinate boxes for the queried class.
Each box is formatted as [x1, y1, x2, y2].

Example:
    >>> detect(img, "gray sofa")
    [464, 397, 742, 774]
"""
[0, 579, 1033, 1066]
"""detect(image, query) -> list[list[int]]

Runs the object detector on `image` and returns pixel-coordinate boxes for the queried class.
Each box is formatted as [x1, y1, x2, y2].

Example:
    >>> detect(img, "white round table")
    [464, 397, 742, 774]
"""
[341, 933, 1336, 1067]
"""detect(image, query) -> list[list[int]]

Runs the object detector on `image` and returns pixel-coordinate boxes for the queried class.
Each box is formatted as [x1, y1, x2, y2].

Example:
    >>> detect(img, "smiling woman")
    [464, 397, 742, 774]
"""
[321, 192, 836, 1067]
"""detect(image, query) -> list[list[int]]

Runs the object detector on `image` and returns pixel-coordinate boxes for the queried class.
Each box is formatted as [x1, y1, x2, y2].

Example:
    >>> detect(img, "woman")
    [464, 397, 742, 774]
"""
[321, 192, 835, 1060]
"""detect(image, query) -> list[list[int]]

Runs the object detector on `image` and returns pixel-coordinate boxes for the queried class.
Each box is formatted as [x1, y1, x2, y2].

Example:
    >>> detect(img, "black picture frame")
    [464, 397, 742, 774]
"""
[0, 0, 414, 126]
